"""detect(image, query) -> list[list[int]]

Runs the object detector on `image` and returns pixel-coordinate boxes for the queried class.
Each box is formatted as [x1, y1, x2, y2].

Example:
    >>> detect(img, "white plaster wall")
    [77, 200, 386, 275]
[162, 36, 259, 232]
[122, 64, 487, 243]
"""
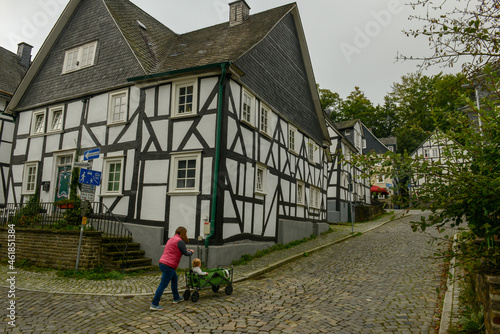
[0, 143, 12, 164]
[27, 137, 43, 161]
[129, 87, 141, 114]
[171, 120, 194, 151]
[143, 160, 168, 184]
[1, 120, 14, 142]
[169, 196, 197, 238]
[200, 77, 218, 110]
[61, 131, 78, 151]
[158, 84, 171, 116]
[65, 101, 83, 129]
[223, 223, 241, 239]
[201, 157, 213, 195]
[144, 87, 155, 117]
[141, 186, 167, 221]
[17, 112, 31, 135]
[44, 135, 60, 154]
[88, 93, 107, 123]
[151, 120, 169, 152]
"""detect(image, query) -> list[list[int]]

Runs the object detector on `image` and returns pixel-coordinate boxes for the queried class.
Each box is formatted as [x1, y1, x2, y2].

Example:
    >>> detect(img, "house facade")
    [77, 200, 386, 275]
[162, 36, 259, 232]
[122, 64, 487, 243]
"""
[0, 43, 32, 204]
[361, 124, 394, 200]
[325, 118, 370, 223]
[5, 0, 331, 265]
[410, 130, 465, 191]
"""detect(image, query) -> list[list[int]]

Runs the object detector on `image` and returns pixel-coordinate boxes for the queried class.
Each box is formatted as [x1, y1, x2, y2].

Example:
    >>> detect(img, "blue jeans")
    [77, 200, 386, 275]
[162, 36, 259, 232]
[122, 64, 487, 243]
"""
[152, 263, 179, 306]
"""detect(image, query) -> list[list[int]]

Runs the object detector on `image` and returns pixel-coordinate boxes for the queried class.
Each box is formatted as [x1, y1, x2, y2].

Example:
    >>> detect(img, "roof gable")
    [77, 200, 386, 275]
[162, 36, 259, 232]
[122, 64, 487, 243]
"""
[14, 0, 147, 110]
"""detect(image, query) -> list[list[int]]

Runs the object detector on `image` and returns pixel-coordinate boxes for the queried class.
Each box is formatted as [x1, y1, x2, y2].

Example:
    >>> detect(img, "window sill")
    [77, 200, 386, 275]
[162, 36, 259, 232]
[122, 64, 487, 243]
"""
[107, 121, 128, 127]
[288, 150, 298, 156]
[100, 193, 124, 198]
[171, 113, 198, 120]
[254, 191, 266, 197]
[167, 191, 201, 196]
[259, 131, 272, 140]
[47, 130, 63, 135]
[240, 119, 256, 129]
[30, 133, 46, 138]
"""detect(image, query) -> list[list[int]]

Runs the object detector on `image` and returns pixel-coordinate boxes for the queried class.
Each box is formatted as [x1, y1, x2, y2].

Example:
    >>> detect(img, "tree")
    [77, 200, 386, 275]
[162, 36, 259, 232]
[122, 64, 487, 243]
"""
[352, 1, 500, 274]
[318, 86, 341, 117]
[400, 0, 500, 72]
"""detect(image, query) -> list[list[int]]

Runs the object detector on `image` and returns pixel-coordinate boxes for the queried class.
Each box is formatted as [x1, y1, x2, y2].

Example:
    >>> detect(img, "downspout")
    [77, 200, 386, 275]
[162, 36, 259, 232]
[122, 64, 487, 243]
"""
[205, 62, 229, 249]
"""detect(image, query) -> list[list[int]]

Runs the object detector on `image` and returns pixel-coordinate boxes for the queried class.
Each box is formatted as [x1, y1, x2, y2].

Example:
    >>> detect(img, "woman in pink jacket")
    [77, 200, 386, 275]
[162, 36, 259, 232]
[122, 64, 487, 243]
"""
[150, 226, 193, 310]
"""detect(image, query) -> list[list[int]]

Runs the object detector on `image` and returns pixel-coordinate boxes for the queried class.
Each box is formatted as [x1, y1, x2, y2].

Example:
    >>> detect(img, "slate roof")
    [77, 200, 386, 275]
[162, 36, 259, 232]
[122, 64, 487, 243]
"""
[379, 136, 397, 147]
[334, 119, 361, 130]
[0, 47, 28, 96]
[106, 1, 296, 75]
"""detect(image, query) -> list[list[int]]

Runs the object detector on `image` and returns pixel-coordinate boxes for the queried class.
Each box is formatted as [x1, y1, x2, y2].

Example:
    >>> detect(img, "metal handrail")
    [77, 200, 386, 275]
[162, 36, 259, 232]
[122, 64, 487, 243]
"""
[0, 201, 132, 271]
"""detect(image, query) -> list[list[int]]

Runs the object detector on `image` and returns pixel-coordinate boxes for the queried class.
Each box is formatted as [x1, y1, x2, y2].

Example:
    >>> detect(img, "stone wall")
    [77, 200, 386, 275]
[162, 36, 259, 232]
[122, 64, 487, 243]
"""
[0, 227, 102, 270]
[475, 273, 500, 334]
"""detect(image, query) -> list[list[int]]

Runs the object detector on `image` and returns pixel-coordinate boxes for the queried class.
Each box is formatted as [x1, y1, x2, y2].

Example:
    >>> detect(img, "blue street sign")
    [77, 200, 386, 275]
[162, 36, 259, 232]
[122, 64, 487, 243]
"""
[79, 168, 102, 186]
[83, 148, 100, 161]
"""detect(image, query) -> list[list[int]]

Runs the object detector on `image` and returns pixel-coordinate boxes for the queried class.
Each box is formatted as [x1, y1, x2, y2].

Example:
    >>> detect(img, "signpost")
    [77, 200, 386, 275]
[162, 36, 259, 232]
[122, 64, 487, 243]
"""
[83, 148, 100, 161]
[79, 168, 102, 186]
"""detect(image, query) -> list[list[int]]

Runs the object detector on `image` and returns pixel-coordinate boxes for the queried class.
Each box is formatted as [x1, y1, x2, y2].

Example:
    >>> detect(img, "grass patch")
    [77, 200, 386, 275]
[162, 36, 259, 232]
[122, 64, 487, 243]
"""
[231, 227, 334, 266]
[448, 276, 485, 333]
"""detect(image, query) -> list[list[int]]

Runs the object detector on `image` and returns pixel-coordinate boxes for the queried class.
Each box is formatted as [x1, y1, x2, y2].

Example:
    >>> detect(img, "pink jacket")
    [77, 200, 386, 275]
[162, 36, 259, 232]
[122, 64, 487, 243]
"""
[159, 234, 191, 269]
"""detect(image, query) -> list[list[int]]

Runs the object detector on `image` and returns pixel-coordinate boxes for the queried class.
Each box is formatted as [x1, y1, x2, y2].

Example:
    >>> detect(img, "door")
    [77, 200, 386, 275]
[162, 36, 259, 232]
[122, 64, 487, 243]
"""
[54, 155, 74, 202]
[54, 166, 72, 202]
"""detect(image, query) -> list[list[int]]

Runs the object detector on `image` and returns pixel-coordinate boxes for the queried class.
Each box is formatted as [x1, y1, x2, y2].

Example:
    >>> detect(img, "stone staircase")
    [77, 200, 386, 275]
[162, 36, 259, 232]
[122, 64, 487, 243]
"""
[101, 236, 156, 273]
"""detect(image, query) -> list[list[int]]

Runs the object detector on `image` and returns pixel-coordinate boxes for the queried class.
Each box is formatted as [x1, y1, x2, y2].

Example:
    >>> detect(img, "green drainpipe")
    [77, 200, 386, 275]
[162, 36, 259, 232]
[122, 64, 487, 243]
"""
[205, 62, 229, 248]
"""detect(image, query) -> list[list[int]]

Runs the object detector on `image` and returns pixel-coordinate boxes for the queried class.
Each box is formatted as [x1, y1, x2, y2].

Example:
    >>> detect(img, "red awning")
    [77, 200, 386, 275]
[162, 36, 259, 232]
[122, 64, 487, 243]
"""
[370, 185, 389, 195]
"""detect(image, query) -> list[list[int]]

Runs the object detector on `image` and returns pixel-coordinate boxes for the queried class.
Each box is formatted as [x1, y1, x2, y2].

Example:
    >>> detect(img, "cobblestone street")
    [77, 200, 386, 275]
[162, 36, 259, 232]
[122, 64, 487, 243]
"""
[1, 212, 448, 333]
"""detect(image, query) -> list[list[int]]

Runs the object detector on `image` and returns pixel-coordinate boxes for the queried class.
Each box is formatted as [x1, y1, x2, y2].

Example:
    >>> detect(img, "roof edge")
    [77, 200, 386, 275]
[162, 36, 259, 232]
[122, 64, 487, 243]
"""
[5, 0, 83, 115]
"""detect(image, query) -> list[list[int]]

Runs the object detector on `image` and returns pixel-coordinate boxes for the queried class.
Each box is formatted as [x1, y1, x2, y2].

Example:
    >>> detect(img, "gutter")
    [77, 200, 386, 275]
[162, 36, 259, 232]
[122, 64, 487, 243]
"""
[205, 62, 229, 248]
[127, 62, 231, 82]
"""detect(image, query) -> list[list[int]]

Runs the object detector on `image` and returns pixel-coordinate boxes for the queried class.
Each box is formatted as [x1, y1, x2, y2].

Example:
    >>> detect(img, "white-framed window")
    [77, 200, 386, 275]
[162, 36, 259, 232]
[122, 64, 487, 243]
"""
[378, 175, 384, 182]
[48, 106, 64, 132]
[432, 148, 439, 157]
[345, 129, 351, 136]
[297, 181, 305, 205]
[424, 149, 430, 159]
[241, 89, 254, 125]
[362, 139, 366, 149]
[108, 90, 128, 125]
[260, 104, 270, 135]
[172, 80, 198, 117]
[255, 164, 267, 195]
[289, 125, 297, 153]
[22, 162, 38, 195]
[62, 41, 97, 74]
[308, 139, 316, 163]
[31, 110, 46, 135]
[169, 152, 201, 194]
[310, 186, 321, 209]
[102, 157, 124, 196]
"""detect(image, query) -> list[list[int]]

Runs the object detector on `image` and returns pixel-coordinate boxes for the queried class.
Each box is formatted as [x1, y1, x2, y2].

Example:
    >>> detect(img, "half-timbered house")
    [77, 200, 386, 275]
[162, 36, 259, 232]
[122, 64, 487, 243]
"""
[0, 43, 32, 204]
[325, 118, 370, 223]
[5, 0, 331, 265]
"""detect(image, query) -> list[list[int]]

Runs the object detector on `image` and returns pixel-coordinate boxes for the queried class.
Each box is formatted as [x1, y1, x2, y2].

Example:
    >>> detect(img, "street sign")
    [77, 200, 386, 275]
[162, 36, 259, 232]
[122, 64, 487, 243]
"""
[74, 161, 90, 168]
[79, 168, 102, 186]
[81, 184, 96, 201]
[83, 148, 100, 161]
[386, 183, 393, 188]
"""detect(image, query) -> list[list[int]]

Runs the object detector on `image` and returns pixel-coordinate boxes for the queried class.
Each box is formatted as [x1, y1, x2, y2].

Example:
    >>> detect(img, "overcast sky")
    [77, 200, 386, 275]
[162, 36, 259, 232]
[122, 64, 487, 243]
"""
[0, 0, 461, 105]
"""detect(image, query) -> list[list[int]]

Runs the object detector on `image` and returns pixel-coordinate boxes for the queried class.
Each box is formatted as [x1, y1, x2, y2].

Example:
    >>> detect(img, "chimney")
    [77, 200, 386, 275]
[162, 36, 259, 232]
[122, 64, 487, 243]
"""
[17, 42, 33, 68]
[229, 0, 250, 27]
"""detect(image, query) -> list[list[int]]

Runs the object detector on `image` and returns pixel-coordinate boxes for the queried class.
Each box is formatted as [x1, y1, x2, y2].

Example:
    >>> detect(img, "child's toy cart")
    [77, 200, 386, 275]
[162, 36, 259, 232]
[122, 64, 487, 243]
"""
[183, 266, 234, 302]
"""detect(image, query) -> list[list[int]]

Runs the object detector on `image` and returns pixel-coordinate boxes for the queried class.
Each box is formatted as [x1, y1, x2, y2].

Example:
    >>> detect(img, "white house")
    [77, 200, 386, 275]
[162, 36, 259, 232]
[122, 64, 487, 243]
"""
[5, 0, 331, 266]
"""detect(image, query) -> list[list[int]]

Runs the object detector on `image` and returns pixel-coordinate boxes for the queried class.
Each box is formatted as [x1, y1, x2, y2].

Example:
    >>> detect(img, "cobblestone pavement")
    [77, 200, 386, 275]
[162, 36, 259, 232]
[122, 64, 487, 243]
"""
[1, 211, 451, 333]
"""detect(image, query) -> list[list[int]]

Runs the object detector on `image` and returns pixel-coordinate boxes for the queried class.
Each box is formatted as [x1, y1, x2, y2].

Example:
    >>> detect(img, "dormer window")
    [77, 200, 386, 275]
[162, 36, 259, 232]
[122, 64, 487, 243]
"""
[62, 41, 97, 74]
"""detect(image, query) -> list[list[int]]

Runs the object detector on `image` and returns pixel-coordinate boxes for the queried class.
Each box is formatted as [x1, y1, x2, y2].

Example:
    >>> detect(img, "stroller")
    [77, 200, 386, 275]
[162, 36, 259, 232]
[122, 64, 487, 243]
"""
[183, 259, 234, 302]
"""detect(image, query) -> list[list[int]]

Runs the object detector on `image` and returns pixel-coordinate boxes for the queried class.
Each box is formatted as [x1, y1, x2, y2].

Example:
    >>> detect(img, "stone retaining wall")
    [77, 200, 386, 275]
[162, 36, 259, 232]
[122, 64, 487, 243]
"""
[475, 273, 500, 334]
[0, 227, 102, 270]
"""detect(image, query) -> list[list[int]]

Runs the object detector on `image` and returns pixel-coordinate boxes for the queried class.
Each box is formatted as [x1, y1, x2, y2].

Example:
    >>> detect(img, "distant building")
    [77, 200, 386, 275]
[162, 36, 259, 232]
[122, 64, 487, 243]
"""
[0, 42, 32, 203]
